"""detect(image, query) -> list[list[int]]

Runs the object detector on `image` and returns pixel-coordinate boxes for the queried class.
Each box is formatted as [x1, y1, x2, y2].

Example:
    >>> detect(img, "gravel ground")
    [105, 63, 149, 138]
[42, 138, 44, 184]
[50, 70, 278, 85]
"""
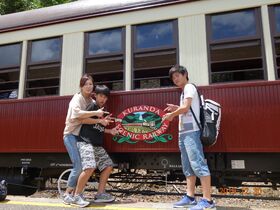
[28, 179, 280, 209]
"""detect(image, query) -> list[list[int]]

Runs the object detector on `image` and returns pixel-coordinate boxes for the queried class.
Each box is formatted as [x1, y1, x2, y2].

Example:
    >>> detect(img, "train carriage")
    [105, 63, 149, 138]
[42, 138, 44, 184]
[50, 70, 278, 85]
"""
[0, 0, 280, 195]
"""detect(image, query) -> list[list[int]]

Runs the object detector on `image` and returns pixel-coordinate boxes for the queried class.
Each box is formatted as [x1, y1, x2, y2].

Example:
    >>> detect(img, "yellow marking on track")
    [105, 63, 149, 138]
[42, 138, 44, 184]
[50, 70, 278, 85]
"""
[2, 200, 156, 210]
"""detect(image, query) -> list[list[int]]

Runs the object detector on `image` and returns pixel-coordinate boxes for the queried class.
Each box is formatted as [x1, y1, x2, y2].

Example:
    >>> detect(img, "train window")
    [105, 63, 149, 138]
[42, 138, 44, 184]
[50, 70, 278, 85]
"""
[207, 8, 266, 83]
[133, 20, 178, 89]
[0, 43, 21, 99]
[135, 21, 174, 49]
[85, 28, 124, 91]
[269, 5, 280, 79]
[88, 28, 122, 55]
[25, 37, 62, 97]
[30, 38, 61, 63]
[275, 6, 280, 33]
[211, 10, 256, 40]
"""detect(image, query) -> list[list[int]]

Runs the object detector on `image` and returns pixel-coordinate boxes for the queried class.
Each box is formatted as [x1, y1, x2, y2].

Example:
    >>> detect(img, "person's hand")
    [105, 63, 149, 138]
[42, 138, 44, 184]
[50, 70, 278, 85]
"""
[162, 112, 174, 122]
[110, 127, 119, 136]
[164, 104, 178, 112]
[94, 107, 110, 117]
[104, 114, 113, 120]
[99, 118, 113, 126]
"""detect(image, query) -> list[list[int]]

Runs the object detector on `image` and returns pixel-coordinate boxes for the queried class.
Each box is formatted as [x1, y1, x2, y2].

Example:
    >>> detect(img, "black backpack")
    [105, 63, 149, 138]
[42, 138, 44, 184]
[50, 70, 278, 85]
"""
[190, 84, 221, 147]
[0, 180, 7, 201]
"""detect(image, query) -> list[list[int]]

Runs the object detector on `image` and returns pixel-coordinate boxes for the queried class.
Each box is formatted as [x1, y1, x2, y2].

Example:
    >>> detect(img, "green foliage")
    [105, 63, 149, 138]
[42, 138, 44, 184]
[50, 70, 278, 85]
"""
[113, 135, 137, 144]
[142, 112, 162, 128]
[40, 0, 74, 7]
[123, 112, 161, 125]
[144, 134, 173, 144]
[0, 0, 38, 15]
[0, 0, 76, 15]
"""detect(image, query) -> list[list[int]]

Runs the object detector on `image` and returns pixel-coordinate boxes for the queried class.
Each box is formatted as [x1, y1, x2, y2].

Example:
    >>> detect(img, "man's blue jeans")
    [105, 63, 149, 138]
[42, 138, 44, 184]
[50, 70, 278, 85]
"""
[63, 134, 82, 189]
[179, 130, 210, 177]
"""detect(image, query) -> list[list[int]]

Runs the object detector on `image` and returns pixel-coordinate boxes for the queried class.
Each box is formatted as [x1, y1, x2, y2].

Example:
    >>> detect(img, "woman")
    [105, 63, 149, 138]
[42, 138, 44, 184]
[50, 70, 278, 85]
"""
[62, 74, 106, 205]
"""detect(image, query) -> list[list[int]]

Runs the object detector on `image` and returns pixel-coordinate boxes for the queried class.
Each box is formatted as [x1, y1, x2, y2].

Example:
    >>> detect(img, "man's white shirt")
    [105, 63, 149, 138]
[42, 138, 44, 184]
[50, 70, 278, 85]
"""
[179, 84, 200, 134]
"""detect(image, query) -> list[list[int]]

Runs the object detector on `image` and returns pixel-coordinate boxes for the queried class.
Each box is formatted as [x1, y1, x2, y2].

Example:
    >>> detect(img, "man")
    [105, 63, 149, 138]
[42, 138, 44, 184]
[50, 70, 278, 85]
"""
[163, 65, 215, 210]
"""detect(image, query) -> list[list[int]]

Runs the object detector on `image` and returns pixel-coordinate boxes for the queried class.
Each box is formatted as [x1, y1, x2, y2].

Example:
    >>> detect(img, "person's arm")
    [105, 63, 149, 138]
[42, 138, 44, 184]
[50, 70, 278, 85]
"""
[71, 97, 109, 120]
[75, 102, 109, 119]
[80, 118, 113, 127]
[164, 104, 179, 112]
[76, 107, 109, 120]
[163, 98, 192, 122]
[105, 127, 119, 136]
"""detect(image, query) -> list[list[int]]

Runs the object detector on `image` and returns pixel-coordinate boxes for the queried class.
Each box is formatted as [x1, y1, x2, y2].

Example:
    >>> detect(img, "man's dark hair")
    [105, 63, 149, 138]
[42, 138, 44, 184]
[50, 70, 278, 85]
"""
[95, 85, 110, 97]
[169, 64, 189, 81]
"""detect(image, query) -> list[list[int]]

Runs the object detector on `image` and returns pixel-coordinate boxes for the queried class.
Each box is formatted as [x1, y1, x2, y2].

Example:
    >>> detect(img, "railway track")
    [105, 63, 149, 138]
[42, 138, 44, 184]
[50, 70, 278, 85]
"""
[44, 180, 280, 201]
[6, 170, 280, 206]
[42, 169, 279, 201]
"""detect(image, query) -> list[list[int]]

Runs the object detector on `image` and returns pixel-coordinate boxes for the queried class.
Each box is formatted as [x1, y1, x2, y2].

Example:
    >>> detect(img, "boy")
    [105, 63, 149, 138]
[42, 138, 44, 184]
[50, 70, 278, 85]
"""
[163, 65, 215, 210]
[72, 85, 118, 207]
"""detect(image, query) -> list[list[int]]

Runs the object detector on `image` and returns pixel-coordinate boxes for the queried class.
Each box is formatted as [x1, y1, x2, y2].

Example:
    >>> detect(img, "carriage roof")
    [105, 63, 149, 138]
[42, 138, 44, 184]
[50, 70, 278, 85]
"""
[0, 0, 194, 33]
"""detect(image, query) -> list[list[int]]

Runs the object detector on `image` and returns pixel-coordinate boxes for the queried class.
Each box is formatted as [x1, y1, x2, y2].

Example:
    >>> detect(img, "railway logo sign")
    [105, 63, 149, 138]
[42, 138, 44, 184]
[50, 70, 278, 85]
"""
[113, 105, 173, 144]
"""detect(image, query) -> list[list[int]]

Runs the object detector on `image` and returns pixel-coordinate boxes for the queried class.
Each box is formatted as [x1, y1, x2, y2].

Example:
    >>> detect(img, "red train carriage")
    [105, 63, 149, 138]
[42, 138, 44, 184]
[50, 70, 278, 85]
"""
[0, 0, 280, 196]
[0, 81, 280, 194]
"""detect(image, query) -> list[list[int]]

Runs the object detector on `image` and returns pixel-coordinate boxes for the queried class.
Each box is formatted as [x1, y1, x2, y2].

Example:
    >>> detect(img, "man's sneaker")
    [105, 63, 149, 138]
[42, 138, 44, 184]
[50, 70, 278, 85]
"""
[189, 198, 215, 210]
[94, 192, 115, 203]
[173, 195, 197, 208]
[62, 193, 74, 205]
[71, 194, 90, 208]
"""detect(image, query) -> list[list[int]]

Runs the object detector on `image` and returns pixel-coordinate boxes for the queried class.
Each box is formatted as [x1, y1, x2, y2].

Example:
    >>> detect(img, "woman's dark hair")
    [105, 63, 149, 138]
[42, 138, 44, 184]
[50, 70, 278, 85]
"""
[169, 64, 189, 81]
[80, 74, 94, 88]
[95, 85, 110, 97]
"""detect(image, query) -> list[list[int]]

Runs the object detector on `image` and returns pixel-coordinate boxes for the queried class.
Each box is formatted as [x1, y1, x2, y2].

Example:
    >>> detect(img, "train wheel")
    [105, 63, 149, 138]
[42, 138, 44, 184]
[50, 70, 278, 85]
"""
[0, 167, 39, 196]
[57, 168, 71, 197]
[57, 169, 99, 197]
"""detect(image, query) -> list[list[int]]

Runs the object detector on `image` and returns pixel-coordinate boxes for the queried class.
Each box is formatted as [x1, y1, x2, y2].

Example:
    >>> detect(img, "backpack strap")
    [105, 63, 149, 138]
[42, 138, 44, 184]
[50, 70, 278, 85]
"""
[191, 83, 202, 106]
[189, 84, 202, 131]
[190, 107, 202, 131]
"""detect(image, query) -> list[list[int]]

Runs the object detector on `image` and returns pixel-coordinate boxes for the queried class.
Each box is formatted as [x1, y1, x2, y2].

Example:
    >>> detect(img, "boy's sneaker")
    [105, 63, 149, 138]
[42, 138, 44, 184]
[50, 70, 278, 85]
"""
[71, 194, 90, 208]
[62, 193, 74, 205]
[94, 192, 115, 203]
[173, 195, 197, 208]
[189, 198, 215, 210]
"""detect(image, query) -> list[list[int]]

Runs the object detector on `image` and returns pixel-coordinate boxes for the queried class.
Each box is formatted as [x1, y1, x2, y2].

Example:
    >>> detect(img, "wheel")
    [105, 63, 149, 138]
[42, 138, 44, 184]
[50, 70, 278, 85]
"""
[57, 169, 99, 197]
[0, 167, 38, 196]
[57, 169, 72, 197]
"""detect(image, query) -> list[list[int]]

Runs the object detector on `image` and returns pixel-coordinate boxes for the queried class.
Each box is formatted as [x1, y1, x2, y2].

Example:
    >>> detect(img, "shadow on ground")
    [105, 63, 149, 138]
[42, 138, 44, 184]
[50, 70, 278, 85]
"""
[217, 207, 250, 210]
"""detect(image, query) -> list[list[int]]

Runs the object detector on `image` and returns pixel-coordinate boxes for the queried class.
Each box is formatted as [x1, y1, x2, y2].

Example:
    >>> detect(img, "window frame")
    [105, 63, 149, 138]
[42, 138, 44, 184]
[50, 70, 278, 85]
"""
[133, 20, 178, 53]
[207, 8, 262, 44]
[206, 7, 267, 84]
[269, 4, 280, 80]
[85, 27, 125, 59]
[25, 36, 63, 98]
[0, 42, 22, 70]
[84, 27, 126, 91]
[28, 37, 63, 65]
[0, 42, 22, 96]
[132, 19, 179, 89]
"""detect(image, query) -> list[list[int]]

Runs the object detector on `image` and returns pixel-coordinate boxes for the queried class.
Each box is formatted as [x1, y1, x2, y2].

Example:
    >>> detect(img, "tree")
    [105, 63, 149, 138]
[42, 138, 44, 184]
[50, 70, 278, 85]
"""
[39, 0, 75, 8]
[0, 0, 76, 15]
[0, 0, 38, 15]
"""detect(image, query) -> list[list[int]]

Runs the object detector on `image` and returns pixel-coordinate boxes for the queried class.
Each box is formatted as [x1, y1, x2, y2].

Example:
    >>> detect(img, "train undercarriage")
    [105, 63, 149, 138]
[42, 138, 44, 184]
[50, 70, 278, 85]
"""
[0, 152, 280, 196]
